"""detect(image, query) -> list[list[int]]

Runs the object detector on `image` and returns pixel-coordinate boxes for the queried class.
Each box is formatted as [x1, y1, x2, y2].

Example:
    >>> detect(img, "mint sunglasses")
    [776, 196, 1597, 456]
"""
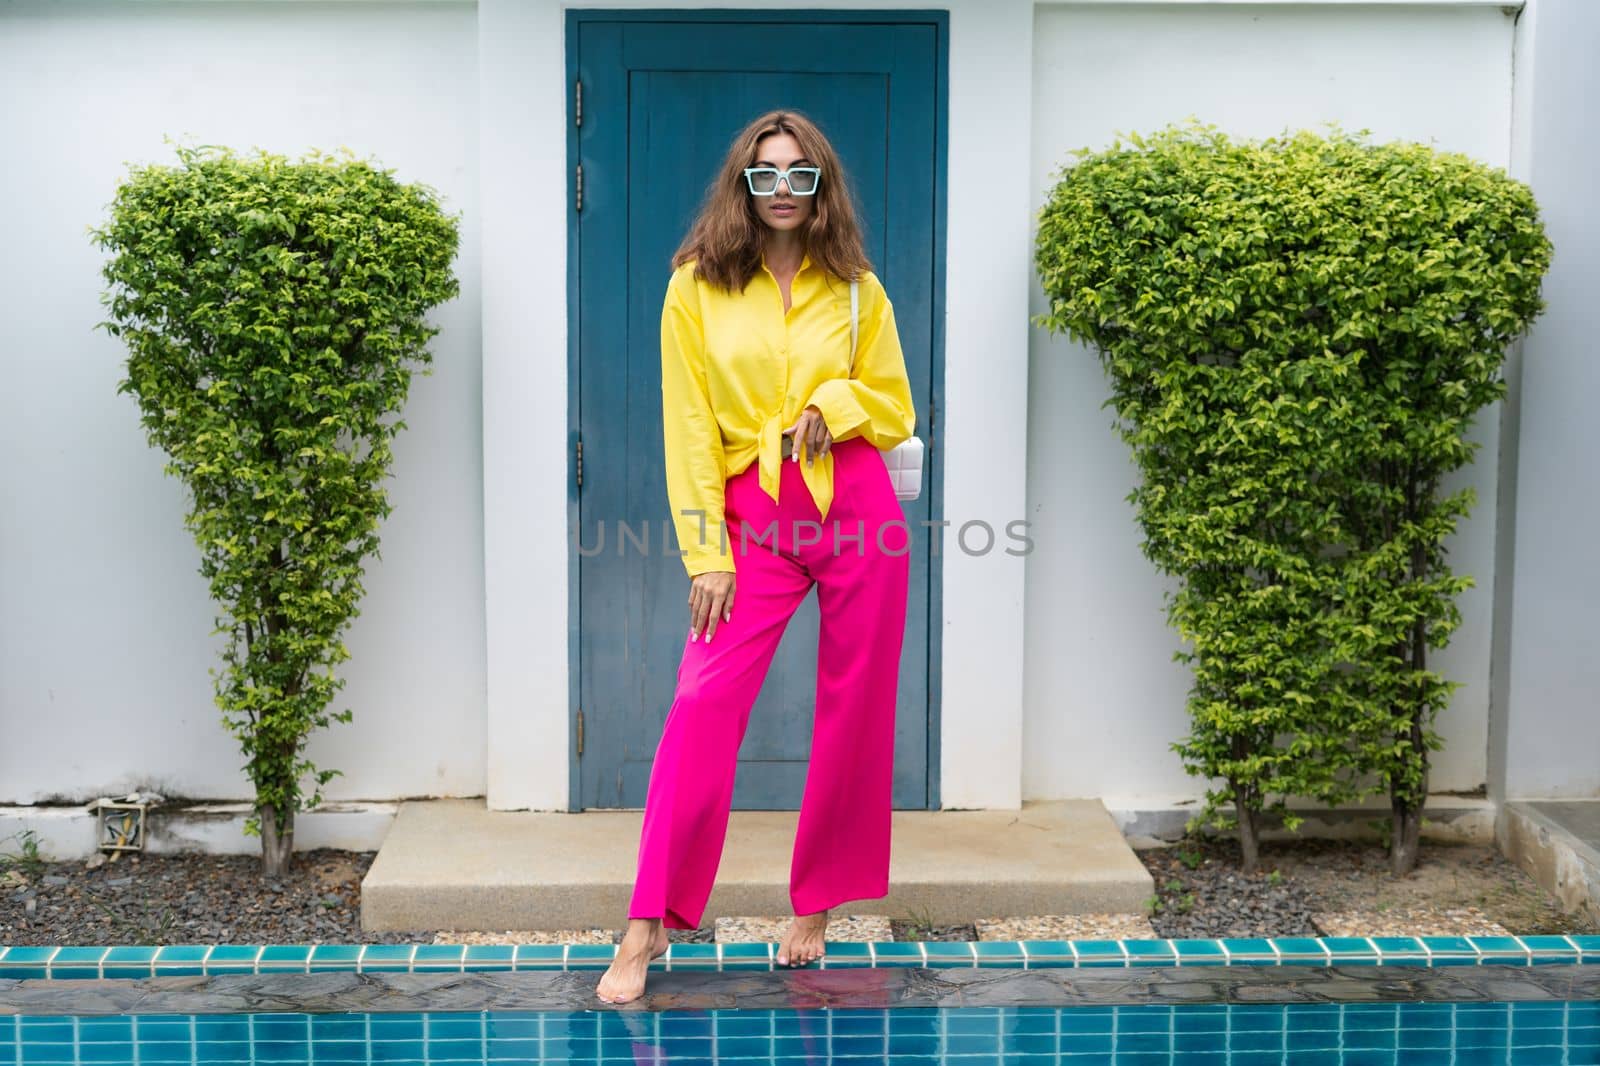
[743, 166, 821, 196]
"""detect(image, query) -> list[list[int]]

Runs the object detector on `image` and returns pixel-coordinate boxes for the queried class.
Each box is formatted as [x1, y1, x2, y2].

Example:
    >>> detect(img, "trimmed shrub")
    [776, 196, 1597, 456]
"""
[92, 143, 461, 876]
[1035, 123, 1549, 873]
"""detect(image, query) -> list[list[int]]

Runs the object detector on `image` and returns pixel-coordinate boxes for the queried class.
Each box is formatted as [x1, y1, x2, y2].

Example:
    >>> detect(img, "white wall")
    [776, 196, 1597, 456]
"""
[0, 2, 487, 805]
[1496, 0, 1600, 800]
[1023, 2, 1519, 805]
[3, 0, 1561, 818]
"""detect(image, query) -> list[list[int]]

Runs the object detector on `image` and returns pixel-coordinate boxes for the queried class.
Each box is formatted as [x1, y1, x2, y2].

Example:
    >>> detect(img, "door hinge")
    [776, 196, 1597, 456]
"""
[927, 396, 935, 454]
[575, 438, 583, 487]
[575, 162, 584, 213]
[574, 79, 583, 128]
[576, 708, 584, 755]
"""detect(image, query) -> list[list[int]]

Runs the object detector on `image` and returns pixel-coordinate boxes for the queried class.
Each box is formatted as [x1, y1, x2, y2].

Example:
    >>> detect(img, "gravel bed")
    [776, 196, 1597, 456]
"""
[974, 914, 1157, 942]
[1142, 841, 1320, 938]
[1140, 836, 1597, 939]
[889, 919, 977, 942]
[1, 850, 435, 947]
[4, 837, 1591, 947]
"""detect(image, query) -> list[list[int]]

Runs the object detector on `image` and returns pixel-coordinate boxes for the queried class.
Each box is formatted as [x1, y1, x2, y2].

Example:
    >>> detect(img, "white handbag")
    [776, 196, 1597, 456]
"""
[850, 280, 924, 502]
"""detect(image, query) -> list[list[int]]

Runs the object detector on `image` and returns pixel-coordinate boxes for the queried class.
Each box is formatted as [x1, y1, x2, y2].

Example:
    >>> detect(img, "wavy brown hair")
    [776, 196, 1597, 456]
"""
[672, 109, 872, 292]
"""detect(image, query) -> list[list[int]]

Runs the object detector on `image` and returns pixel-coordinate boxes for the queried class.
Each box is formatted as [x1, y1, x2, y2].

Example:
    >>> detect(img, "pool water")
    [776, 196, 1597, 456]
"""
[6, 1002, 1600, 1065]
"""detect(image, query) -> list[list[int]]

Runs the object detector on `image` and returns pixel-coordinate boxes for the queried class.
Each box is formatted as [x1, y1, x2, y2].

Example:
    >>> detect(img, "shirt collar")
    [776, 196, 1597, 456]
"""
[761, 250, 814, 275]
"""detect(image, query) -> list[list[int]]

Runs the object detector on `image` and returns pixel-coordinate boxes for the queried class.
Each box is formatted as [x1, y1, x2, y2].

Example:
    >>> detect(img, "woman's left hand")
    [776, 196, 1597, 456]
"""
[783, 404, 833, 465]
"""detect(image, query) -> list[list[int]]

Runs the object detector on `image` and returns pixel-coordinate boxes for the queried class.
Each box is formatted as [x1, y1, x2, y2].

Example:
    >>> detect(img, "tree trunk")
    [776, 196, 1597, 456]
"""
[1236, 798, 1261, 875]
[260, 803, 294, 879]
[1389, 560, 1430, 878]
[1391, 799, 1421, 876]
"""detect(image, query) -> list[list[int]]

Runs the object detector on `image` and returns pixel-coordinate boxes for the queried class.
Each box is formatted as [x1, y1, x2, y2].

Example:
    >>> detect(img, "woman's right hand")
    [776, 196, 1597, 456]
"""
[689, 570, 736, 643]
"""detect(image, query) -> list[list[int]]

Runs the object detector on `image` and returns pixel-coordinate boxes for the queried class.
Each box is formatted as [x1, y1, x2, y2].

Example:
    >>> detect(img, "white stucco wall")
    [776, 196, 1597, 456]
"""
[1495, 0, 1600, 800]
[0, 2, 487, 805]
[1023, 2, 1519, 806]
[3, 0, 1568, 820]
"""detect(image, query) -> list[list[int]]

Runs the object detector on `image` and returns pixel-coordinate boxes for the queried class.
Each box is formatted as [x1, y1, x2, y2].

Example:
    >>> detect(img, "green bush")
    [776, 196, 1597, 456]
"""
[91, 142, 461, 876]
[1034, 123, 1549, 873]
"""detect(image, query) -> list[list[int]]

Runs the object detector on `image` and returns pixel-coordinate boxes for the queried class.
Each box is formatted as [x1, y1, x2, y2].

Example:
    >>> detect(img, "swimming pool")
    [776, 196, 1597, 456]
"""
[3, 938, 1598, 1064]
[5, 1002, 1599, 1064]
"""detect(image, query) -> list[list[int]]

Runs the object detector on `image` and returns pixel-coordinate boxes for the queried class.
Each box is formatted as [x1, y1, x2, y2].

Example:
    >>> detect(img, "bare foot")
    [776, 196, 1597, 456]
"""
[596, 919, 671, 1004]
[777, 908, 829, 967]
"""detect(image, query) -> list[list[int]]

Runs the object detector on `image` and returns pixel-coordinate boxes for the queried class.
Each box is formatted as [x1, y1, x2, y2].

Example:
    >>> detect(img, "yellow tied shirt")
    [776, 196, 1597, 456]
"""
[661, 253, 917, 576]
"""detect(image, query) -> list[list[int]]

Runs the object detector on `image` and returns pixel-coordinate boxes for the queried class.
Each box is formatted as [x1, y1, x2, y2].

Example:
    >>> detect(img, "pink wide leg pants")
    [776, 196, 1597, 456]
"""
[628, 435, 911, 929]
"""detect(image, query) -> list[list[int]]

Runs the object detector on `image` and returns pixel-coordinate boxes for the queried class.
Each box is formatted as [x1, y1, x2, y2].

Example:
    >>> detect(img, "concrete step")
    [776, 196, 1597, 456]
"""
[1498, 800, 1600, 927]
[360, 798, 1153, 934]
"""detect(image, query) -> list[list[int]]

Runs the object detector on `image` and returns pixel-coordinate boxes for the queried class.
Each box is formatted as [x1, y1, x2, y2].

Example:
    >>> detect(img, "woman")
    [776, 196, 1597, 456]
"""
[596, 110, 917, 1005]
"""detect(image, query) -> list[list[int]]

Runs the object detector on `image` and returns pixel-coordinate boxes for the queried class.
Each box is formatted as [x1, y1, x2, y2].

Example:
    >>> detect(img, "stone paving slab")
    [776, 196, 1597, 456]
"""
[7, 963, 1597, 1016]
[975, 913, 1157, 941]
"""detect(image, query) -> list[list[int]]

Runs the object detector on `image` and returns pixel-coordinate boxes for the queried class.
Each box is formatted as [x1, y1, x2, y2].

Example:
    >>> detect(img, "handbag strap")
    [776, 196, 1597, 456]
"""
[849, 279, 859, 372]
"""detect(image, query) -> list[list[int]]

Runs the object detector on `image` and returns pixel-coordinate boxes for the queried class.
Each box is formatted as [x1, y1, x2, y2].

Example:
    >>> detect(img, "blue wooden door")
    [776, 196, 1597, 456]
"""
[570, 13, 943, 811]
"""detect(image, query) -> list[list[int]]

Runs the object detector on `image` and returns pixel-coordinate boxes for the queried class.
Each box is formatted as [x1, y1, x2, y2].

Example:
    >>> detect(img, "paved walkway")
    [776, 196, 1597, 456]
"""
[362, 798, 1153, 933]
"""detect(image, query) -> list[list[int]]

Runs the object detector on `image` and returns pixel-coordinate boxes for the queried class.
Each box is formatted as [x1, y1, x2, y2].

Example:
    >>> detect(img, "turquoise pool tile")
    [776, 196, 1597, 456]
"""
[1170, 939, 1226, 964]
[720, 943, 772, 961]
[308, 945, 363, 972]
[1320, 938, 1378, 958]
[664, 943, 717, 968]
[1123, 940, 1176, 967]
[512, 945, 564, 969]
[101, 946, 158, 979]
[463, 945, 514, 971]
[1420, 936, 1477, 956]
[871, 942, 923, 967]
[564, 944, 616, 970]
[823, 942, 873, 968]
[205, 944, 262, 966]
[2, 947, 55, 980]
[258, 945, 312, 970]
[153, 946, 208, 967]
[1371, 937, 1427, 958]
[1270, 938, 1329, 961]
[922, 942, 976, 967]
[357, 945, 415, 972]
[412, 944, 466, 970]
[48, 947, 107, 975]
[1516, 936, 1580, 961]
[1020, 940, 1073, 961]
[720, 943, 773, 971]
[974, 941, 1023, 968]
[1466, 937, 1529, 964]
[1220, 939, 1277, 962]
[1072, 940, 1127, 967]
[1571, 936, 1600, 959]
